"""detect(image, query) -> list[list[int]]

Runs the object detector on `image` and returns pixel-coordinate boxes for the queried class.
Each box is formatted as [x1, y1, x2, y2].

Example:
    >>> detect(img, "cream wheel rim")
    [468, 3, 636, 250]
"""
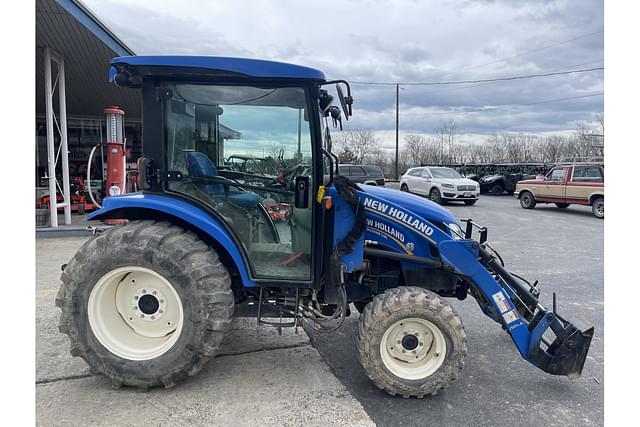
[380, 318, 447, 380]
[88, 266, 184, 361]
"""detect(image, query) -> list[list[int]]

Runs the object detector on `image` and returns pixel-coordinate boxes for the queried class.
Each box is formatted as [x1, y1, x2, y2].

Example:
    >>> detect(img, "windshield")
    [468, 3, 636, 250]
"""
[430, 167, 462, 179]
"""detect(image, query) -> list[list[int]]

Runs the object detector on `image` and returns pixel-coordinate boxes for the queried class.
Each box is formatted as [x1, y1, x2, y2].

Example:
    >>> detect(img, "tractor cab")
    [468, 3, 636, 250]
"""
[107, 56, 352, 284]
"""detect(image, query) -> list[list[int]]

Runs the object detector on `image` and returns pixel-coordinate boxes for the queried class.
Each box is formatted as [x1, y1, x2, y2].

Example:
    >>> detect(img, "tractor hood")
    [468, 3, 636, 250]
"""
[359, 184, 460, 226]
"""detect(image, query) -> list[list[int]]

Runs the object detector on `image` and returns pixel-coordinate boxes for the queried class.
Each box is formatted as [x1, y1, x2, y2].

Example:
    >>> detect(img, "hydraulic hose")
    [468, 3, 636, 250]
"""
[87, 144, 102, 208]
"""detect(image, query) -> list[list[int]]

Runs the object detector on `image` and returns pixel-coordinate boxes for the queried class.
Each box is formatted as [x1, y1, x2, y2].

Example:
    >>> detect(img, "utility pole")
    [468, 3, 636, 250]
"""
[395, 84, 399, 180]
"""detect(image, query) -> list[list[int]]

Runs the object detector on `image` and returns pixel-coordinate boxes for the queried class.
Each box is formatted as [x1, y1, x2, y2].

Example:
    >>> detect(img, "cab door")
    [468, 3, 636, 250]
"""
[160, 82, 316, 281]
[540, 167, 569, 202]
[419, 168, 433, 195]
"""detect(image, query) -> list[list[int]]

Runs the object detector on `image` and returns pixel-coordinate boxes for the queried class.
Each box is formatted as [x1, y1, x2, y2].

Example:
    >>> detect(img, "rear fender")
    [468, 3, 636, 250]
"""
[87, 192, 255, 286]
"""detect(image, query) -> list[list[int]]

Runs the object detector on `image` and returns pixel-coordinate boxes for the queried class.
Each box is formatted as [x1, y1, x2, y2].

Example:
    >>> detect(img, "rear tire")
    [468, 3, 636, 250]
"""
[56, 220, 234, 390]
[429, 188, 444, 204]
[490, 183, 504, 195]
[555, 203, 570, 209]
[519, 191, 536, 209]
[592, 197, 604, 219]
[357, 287, 467, 398]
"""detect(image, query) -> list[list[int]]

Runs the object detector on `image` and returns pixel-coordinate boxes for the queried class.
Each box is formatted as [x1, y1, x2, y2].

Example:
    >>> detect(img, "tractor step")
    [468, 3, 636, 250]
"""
[256, 287, 301, 335]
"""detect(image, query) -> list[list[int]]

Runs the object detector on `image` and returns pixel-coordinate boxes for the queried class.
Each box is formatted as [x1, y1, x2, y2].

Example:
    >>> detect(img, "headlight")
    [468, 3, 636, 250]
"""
[448, 223, 464, 240]
[442, 183, 454, 189]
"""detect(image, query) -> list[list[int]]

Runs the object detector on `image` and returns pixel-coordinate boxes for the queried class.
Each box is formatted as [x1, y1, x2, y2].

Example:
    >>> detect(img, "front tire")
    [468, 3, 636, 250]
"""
[357, 287, 467, 398]
[592, 197, 604, 219]
[56, 220, 234, 389]
[519, 191, 536, 209]
[429, 187, 444, 204]
[400, 184, 409, 192]
[490, 183, 504, 195]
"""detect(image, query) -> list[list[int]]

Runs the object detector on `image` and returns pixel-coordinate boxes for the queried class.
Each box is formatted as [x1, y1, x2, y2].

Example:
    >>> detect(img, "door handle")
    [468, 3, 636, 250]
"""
[294, 176, 310, 209]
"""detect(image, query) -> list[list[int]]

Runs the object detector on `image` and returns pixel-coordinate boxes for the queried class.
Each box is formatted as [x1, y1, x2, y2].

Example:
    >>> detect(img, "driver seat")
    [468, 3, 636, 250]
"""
[186, 152, 262, 210]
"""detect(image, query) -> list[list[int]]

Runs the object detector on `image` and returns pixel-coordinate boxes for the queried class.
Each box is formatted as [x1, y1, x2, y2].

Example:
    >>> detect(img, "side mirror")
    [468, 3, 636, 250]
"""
[336, 84, 353, 120]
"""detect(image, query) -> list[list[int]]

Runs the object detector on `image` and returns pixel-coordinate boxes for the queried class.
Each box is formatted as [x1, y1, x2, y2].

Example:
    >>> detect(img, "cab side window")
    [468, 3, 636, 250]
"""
[572, 166, 603, 182]
[547, 168, 566, 182]
[350, 167, 365, 177]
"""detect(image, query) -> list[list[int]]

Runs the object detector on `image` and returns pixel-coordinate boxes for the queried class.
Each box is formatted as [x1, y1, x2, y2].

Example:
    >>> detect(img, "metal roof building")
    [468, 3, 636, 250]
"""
[36, 0, 140, 226]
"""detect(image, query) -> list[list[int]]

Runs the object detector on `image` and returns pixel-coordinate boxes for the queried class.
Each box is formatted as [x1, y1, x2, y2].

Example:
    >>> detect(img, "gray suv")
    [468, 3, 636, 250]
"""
[338, 164, 386, 186]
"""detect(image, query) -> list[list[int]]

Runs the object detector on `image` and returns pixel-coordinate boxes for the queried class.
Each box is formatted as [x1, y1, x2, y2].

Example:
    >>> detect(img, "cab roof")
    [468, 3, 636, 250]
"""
[109, 55, 326, 84]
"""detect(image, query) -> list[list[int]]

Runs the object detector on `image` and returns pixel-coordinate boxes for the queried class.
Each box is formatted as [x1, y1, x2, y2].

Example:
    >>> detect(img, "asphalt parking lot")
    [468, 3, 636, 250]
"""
[309, 190, 604, 426]
[36, 192, 603, 426]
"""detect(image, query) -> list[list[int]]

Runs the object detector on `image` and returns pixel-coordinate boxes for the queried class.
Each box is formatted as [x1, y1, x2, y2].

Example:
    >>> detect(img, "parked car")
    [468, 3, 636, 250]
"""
[400, 166, 480, 205]
[514, 163, 604, 218]
[337, 164, 385, 186]
[479, 172, 529, 194]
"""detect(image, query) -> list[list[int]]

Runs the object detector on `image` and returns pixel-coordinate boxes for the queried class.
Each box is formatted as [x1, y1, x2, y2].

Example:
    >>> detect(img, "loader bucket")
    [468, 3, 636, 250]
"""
[544, 324, 594, 379]
[528, 314, 594, 379]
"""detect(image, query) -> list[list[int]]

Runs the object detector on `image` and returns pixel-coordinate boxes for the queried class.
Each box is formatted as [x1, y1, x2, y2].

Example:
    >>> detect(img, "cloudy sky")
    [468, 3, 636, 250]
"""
[85, 0, 604, 148]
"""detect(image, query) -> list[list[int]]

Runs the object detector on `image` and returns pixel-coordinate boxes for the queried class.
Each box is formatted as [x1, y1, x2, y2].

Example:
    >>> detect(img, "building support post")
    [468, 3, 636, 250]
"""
[43, 47, 71, 227]
[57, 55, 72, 225]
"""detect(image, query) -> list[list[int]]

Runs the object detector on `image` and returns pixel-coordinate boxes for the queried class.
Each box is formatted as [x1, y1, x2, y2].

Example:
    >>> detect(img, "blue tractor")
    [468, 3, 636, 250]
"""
[57, 56, 593, 397]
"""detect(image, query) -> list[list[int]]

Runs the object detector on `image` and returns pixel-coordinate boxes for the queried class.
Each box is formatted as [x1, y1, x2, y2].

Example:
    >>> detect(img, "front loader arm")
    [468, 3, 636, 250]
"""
[440, 235, 594, 378]
[351, 189, 593, 379]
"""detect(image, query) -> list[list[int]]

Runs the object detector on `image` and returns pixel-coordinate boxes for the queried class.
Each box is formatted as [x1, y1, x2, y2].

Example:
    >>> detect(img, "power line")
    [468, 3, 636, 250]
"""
[401, 92, 604, 117]
[457, 29, 604, 72]
[351, 67, 603, 86]
[417, 58, 604, 95]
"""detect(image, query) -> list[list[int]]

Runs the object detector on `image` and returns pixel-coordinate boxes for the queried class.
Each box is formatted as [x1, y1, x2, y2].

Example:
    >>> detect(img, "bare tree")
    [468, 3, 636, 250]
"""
[402, 134, 428, 166]
[435, 120, 456, 163]
[333, 129, 379, 164]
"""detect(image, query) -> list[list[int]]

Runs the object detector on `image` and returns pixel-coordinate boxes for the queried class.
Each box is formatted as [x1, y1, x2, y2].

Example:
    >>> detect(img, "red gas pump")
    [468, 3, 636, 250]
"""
[104, 106, 127, 196]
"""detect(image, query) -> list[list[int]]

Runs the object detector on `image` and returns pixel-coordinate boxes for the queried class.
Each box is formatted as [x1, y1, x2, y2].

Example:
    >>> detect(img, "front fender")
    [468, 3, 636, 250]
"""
[88, 192, 255, 286]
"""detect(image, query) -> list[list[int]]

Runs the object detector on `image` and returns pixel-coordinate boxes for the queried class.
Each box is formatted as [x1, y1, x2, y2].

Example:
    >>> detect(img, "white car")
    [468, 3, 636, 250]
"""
[399, 166, 480, 205]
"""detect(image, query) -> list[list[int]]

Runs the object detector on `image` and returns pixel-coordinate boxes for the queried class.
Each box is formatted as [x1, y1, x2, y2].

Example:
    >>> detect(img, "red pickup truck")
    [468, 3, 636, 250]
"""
[513, 163, 604, 218]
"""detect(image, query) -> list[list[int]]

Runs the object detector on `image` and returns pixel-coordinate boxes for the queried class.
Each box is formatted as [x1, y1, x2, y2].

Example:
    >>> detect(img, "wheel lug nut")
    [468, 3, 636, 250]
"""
[152, 291, 157, 295]
[140, 314, 145, 318]
[134, 296, 138, 300]
[419, 342, 423, 346]
[402, 349, 406, 353]
[159, 309, 164, 314]
[151, 315, 156, 320]
[133, 306, 138, 310]
[142, 289, 147, 294]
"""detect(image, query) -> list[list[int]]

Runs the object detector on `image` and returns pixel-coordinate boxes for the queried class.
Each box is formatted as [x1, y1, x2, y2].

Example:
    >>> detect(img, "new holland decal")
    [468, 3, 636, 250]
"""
[363, 197, 435, 243]
[366, 218, 414, 254]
